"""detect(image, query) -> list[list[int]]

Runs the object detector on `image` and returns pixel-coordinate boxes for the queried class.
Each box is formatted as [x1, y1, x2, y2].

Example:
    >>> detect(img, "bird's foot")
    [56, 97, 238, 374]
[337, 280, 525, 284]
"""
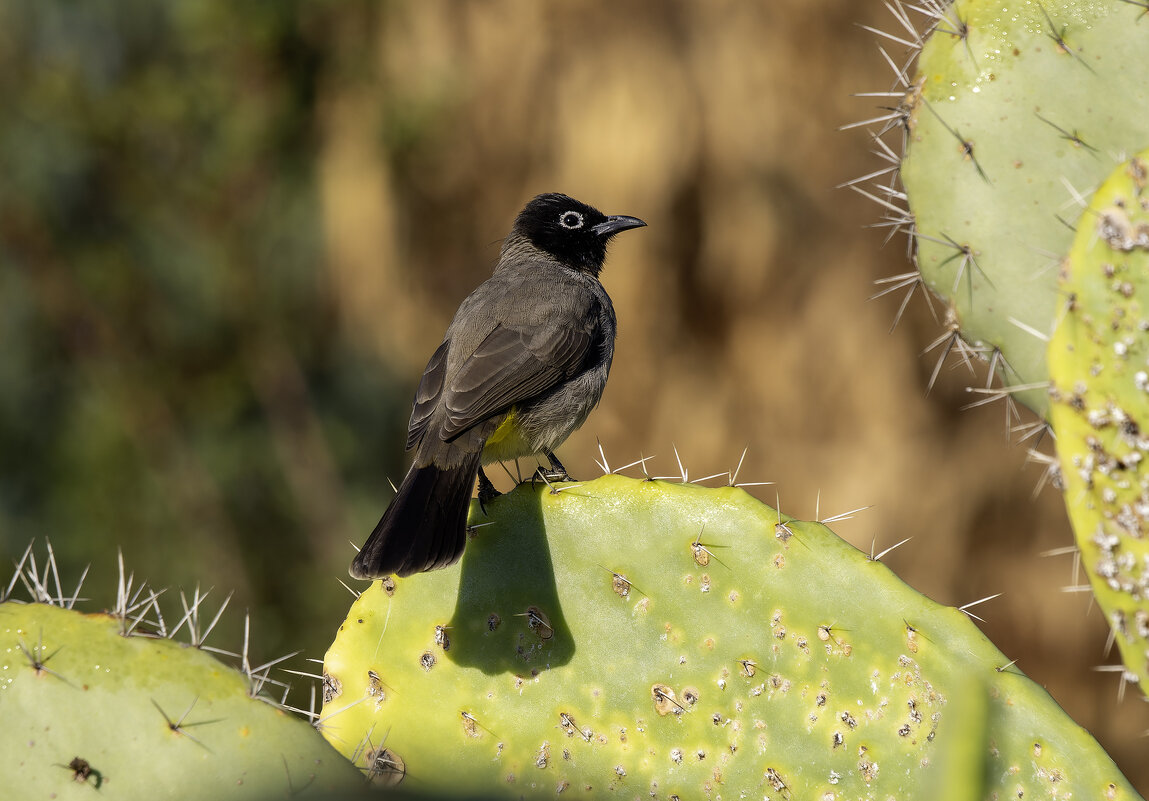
[531, 466, 571, 485]
[477, 468, 501, 514]
[531, 450, 573, 485]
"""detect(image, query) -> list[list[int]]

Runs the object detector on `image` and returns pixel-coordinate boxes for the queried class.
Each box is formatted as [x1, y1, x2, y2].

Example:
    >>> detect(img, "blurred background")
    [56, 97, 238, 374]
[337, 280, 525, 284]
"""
[1, 0, 1143, 789]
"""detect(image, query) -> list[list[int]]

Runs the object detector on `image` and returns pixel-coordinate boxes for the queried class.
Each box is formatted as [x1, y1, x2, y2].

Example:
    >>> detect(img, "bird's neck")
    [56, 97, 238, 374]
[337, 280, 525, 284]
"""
[496, 232, 537, 265]
[497, 232, 603, 278]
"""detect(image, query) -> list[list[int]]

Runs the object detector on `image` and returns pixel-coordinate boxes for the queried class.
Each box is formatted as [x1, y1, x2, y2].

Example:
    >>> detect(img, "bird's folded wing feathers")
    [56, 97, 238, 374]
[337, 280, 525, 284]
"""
[406, 339, 450, 451]
[440, 322, 592, 441]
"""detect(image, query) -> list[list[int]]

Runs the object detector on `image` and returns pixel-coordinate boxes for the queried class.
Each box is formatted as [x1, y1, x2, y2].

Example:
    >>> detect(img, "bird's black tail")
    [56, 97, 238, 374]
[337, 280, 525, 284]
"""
[350, 453, 481, 579]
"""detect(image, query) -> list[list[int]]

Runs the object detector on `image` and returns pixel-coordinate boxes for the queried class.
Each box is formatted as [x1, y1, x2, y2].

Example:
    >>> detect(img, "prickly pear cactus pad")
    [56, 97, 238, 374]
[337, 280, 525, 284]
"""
[894, 0, 1149, 416]
[321, 475, 1139, 799]
[0, 601, 361, 799]
[1049, 150, 1149, 696]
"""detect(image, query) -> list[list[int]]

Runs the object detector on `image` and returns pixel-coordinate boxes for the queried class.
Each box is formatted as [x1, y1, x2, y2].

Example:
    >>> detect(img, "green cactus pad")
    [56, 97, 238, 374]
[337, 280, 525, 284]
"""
[321, 475, 1138, 799]
[0, 601, 361, 799]
[1048, 149, 1149, 694]
[902, 0, 1149, 416]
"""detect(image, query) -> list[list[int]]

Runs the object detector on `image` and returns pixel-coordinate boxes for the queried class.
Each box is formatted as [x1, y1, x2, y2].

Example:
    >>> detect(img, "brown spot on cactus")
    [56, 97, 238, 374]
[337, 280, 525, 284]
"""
[651, 684, 680, 717]
[774, 519, 794, 543]
[691, 536, 711, 567]
[610, 572, 631, 598]
[67, 757, 98, 787]
[523, 606, 554, 641]
[765, 767, 788, 794]
[322, 672, 341, 703]
[558, 712, 591, 743]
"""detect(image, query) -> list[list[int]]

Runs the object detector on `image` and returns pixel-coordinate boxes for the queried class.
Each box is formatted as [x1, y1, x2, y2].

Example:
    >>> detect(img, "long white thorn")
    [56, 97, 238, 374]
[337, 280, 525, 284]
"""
[871, 537, 912, 562]
[820, 505, 874, 525]
[959, 593, 1002, 623]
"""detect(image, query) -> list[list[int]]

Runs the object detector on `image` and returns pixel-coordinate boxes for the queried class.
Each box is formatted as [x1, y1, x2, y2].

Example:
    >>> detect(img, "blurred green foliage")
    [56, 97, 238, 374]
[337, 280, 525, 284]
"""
[0, 1, 407, 659]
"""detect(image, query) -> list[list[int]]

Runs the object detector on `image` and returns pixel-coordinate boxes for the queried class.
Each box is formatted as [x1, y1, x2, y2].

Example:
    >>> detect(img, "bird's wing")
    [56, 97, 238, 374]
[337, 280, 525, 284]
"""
[439, 320, 593, 441]
[406, 339, 450, 451]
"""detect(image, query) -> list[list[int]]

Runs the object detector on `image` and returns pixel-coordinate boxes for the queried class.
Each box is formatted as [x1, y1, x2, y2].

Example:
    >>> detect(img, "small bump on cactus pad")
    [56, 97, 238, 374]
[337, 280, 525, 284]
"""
[1049, 148, 1149, 696]
[321, 475, 1139, 799]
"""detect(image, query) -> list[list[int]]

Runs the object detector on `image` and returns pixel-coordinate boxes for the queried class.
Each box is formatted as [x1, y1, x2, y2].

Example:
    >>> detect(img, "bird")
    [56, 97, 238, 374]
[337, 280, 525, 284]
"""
[349, 193, 646, 579]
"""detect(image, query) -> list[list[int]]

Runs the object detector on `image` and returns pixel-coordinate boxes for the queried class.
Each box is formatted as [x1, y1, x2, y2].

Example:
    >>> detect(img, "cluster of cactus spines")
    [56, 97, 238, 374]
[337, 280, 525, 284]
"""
[320, 474, 1140, 799]
[850, 0, 1149, 426]
[0, 542, 362, 798]
[1048, 150, 1149, 697]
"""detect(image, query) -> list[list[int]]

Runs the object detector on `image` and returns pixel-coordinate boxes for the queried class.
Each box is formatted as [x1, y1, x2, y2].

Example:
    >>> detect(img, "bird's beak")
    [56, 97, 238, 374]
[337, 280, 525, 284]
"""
[592, 215, 647, 237]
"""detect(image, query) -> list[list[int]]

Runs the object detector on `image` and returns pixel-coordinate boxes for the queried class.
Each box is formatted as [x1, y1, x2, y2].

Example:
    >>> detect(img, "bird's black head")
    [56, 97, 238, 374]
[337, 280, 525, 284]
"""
[512, 193, 645, 275]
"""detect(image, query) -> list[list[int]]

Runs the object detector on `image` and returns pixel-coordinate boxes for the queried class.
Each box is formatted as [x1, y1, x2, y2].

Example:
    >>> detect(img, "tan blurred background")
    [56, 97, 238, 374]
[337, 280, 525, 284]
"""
[1, 0, 1142, 789]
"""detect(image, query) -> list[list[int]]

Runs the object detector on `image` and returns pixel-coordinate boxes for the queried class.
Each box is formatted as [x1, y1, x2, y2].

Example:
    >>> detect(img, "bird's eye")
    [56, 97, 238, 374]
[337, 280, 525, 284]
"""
[559, 211, 584, 229]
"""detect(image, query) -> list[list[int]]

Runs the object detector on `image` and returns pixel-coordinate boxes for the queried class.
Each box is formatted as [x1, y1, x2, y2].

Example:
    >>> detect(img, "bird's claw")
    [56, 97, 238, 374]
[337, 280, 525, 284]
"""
[477, 468, 501, 514]
[531, 466, 572, 485]
[530, 450, 573, 485]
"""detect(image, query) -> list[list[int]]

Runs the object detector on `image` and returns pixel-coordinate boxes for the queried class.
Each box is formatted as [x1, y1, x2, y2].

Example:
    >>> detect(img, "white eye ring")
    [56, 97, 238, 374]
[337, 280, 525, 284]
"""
[559, 210, 584, 229]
